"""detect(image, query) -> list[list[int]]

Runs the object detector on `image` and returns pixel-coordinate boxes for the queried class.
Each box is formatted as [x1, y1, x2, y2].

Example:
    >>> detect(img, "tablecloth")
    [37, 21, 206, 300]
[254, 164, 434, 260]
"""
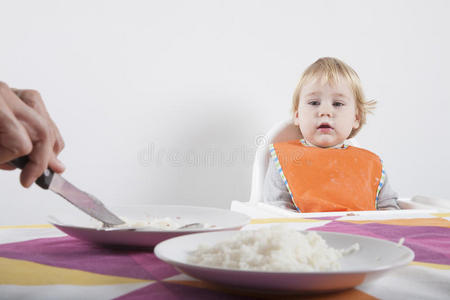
[1, 211, 449, 299]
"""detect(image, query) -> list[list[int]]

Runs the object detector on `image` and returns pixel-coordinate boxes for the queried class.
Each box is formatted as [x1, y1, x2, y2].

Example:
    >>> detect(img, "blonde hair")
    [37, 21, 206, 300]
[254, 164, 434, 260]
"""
[292, 57, 376, 138]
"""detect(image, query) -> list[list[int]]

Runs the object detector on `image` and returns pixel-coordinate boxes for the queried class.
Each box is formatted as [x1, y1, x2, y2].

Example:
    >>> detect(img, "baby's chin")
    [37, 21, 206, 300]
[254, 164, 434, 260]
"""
[313, 143, 339, 148]
[307, 137, 345, 148]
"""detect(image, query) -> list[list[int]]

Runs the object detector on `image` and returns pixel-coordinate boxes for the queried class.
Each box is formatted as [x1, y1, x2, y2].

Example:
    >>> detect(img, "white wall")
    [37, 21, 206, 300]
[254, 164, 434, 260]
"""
[1, 0, 449, 225]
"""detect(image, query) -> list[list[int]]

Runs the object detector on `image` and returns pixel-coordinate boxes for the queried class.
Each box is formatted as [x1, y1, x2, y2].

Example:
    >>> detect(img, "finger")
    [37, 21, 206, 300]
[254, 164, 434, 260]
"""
[48, 123, 65, 173]
[0, 163, 17, 170]
[18, 115, 52, 187]
[48, 155, 65, 173]
[20, 136, 52, 187]
[8, 102, 53, 187]
[0, 86, 33, 164]
[14, 88, 65, 156]
[12, 89, 48, 117]
[0, 111, 32, 163]
[51, 119, 65, 155]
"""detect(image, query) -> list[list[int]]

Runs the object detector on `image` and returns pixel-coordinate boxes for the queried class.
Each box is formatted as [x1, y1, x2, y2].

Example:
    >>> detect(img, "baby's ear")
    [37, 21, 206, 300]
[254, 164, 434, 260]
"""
[353, 112, 361, 129]
[294, 111, 300, 125]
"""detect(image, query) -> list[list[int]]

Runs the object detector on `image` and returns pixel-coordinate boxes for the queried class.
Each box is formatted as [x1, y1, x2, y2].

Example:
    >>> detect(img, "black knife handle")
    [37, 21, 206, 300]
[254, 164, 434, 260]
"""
[10, 156, 54, 190]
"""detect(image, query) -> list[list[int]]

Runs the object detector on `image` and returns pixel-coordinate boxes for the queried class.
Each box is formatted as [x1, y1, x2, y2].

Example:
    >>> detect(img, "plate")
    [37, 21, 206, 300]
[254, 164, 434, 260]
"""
[49, 205, 250, 247]
[154, 230, 414, 293]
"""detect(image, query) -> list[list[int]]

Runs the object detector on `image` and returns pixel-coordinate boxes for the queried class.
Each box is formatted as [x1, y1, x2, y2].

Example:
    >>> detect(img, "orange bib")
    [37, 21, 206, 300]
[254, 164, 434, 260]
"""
[271, 141, 382, 212]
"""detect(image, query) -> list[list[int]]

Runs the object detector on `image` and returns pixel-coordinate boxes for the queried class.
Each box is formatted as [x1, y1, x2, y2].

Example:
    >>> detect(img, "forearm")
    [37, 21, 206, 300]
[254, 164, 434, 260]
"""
[377, 174, 400, 210]
[263, 159, 297, 211]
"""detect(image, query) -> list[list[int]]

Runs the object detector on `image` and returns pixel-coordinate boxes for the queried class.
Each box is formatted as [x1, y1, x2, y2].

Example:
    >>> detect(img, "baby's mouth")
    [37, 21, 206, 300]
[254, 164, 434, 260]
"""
[317, 123, 333, 130]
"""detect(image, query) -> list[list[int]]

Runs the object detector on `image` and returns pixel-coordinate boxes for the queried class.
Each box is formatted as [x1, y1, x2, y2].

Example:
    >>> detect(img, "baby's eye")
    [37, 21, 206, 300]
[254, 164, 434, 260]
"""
[308, 100, 320, 106]
[333, 101, 344, 107]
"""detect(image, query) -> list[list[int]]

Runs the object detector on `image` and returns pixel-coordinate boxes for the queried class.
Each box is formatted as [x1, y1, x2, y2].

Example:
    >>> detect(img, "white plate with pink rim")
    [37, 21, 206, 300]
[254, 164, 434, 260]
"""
[48, 205, 250, 247]
[154, 230, 414, 294]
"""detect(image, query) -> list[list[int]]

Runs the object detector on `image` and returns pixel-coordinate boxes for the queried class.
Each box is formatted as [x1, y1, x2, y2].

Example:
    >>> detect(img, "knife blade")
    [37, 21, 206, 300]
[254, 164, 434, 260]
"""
[10, 156, 125, 227]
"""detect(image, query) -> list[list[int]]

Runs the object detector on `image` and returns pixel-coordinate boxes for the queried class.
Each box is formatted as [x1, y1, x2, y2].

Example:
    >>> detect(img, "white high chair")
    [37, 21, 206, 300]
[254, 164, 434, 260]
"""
[231, 119, 450, 218]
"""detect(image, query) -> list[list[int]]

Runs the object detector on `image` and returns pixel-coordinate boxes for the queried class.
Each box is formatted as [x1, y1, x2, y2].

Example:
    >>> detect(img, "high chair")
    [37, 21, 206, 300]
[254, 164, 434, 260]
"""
[230, 119, 450, 218]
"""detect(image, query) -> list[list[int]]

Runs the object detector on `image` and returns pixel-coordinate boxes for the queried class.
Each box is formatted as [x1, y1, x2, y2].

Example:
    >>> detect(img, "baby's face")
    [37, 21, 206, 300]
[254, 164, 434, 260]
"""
[295, 78, 360, 148]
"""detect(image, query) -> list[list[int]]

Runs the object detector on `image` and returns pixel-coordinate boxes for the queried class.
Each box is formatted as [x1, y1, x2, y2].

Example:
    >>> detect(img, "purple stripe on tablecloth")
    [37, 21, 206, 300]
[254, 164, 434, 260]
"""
[129, 253, 178, 279]
[0, 236, 177, 280]
[115, 281, 255, 300]
[309, 221, 450, 265]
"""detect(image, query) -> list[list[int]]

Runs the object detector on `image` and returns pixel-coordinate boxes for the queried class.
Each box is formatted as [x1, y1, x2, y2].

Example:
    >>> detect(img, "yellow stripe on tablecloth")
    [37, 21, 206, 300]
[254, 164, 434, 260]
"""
[431, 212, 450, 218]
[250, 218, 324, 224]
[341, 218, 450, 228]
[411, 261, 450, 270]
[0, 224, 53, 229]
[165, 279, 377, 299]
[0, 257, 151, 286]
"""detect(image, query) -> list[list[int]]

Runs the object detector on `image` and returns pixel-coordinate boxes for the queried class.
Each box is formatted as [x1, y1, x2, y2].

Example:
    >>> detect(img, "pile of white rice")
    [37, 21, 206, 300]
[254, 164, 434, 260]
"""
[119, 217, 182, 230]
[187, 226, 358, 272]
[98, 217, 183, 230]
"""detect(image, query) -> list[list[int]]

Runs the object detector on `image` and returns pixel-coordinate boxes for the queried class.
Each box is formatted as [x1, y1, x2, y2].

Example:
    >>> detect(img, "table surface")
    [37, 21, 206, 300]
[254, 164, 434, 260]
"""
[1, 211, 449, 300]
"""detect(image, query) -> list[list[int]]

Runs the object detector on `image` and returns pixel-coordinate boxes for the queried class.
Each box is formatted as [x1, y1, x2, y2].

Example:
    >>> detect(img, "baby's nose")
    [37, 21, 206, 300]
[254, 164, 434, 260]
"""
[319, 109, 332, 117]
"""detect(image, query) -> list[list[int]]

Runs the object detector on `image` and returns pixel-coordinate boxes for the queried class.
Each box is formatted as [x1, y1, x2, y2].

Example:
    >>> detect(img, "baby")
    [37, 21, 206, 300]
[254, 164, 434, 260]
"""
[263, 57, 400, 212]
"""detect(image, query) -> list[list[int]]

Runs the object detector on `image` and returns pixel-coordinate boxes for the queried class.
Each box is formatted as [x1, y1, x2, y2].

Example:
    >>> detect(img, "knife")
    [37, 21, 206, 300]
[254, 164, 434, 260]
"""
[10, 156, 125, 227]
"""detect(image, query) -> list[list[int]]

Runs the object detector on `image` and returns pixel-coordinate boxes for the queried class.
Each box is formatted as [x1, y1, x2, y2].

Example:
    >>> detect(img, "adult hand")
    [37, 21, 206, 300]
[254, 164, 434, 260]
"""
[0, 81, 65, 187]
